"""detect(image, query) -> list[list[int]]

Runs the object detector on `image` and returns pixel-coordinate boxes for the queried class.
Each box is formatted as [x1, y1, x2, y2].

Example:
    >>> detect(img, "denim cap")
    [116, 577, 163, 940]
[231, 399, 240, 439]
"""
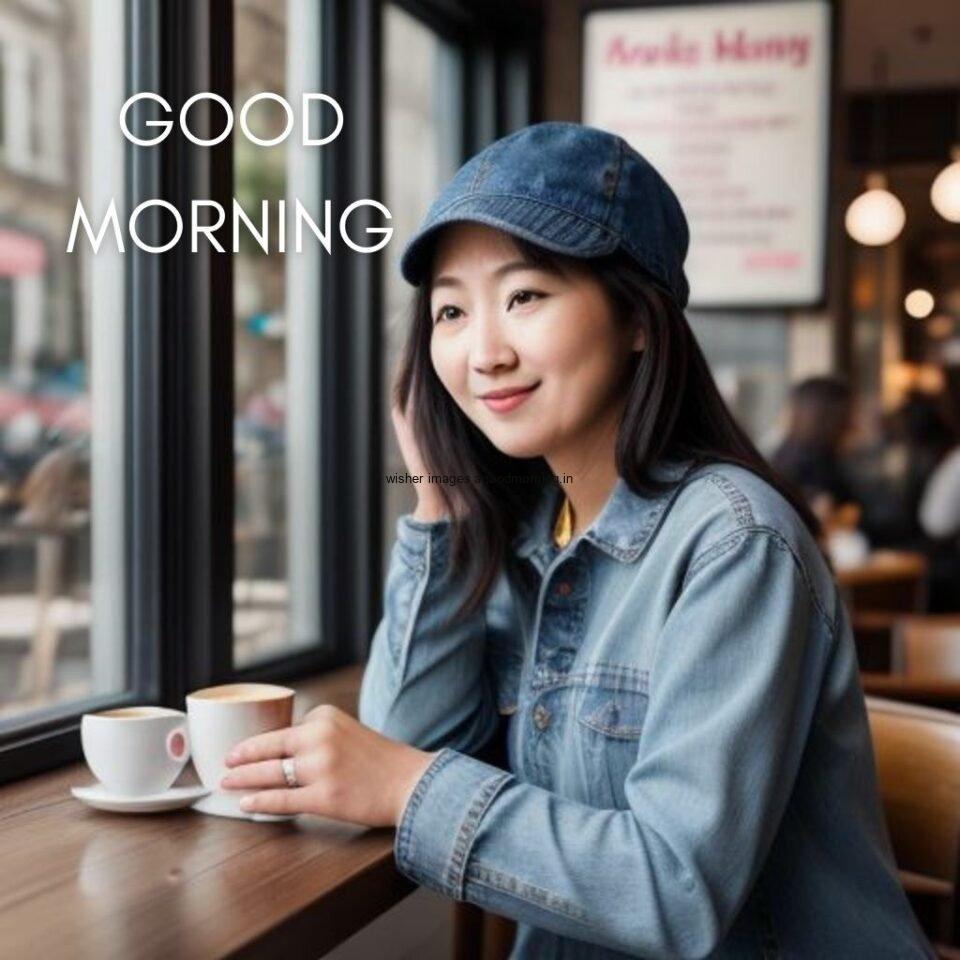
[399, 121, 690, 308]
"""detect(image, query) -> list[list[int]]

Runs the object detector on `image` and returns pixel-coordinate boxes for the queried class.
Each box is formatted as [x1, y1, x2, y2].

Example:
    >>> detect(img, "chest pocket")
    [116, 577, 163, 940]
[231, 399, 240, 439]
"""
[579, 688, 648, 738]
[575, 673, 649, 809]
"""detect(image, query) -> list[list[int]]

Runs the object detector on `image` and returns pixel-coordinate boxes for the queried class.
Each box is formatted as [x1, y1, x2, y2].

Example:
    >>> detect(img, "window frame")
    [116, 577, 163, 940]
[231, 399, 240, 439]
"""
[0, 0, 537, 786]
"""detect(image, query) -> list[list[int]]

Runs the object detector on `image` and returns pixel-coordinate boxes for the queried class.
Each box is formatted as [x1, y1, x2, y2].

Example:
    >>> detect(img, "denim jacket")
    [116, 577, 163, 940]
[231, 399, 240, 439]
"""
[359, 460, 934, 959]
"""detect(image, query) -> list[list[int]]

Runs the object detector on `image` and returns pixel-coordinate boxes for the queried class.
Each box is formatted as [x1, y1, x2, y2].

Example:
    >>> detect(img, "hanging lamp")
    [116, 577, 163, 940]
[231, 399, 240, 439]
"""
[845, 51, 906, 246]
[931, 82, 960, 222]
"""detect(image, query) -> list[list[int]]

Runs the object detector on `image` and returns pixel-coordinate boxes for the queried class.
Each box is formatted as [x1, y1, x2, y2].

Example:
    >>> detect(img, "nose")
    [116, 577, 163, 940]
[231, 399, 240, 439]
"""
[469, 308, 517, 374]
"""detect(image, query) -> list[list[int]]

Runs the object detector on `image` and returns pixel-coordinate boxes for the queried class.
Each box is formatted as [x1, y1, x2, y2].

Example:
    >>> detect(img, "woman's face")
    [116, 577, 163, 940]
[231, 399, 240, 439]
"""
[428, 223, 644, 462]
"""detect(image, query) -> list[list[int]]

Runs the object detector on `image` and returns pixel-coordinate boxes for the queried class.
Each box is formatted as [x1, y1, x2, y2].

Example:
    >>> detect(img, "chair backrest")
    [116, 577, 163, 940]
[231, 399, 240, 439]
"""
[867, 696, 960, 881]
[892, 617, 960, 678]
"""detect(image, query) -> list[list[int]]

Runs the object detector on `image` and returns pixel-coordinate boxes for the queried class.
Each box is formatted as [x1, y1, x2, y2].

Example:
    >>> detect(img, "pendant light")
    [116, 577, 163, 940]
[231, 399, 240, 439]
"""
[904, 288, 935, 319]
[931, 148, 960, 222]
[845, 51, 906, 246]
[845, 172, 906, 246]
[931, 81, 960, 222]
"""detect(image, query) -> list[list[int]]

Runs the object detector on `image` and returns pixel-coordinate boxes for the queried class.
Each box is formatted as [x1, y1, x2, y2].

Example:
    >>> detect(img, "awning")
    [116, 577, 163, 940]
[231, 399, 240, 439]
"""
[0, 228, 46, 277]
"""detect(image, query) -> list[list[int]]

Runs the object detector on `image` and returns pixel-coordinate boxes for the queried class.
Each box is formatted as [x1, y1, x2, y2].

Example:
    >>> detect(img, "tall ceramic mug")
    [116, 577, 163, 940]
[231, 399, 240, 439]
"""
[186, 683, 295, 821]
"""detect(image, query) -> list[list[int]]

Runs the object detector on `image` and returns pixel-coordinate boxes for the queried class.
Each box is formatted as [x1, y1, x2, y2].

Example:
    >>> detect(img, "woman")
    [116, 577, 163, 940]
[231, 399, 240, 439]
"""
[220, 123, 932, 958]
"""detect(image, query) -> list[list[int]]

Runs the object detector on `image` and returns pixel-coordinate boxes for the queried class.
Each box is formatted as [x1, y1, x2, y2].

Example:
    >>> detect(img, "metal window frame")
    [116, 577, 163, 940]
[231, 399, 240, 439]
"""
[392, 0, 541, 151]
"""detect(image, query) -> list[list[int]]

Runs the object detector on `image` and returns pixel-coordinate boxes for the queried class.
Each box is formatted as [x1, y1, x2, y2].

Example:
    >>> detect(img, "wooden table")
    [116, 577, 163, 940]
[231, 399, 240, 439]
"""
[836, 550, 929, 615]
[0, 666, 416, 959]
[836, 550, 929, 587]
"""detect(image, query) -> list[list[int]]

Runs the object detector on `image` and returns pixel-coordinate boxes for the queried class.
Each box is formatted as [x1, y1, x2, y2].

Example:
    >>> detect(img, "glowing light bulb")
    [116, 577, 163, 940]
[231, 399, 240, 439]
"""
[931, 147, 960, 223]
[845, 172, 905, 246]
[904, 289, 934, 319]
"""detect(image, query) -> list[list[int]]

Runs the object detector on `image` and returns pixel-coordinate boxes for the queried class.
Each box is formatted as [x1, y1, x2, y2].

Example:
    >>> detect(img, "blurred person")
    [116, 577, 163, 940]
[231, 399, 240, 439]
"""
[848, 387, 960, 610]
[873, 391, 955, 546]
[919, 366, 960, 541]
[218, 124, 930, 958]
[15, 444, 81, 527]
[920, 446, 960, 539]
[918, 439, 960, 612]
[770, 376, 858, 525]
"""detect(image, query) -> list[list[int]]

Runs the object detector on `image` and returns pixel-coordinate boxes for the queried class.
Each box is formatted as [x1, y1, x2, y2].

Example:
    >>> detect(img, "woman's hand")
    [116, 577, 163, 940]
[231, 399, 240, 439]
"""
[220, 704, 438, 825]
[390, 379, 448, 523]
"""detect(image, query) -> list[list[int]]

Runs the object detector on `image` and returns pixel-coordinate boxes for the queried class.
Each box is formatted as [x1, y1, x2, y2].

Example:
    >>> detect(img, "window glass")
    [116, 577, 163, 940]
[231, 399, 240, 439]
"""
[234, 0, 324, 665]
[0, 0, 126, 725]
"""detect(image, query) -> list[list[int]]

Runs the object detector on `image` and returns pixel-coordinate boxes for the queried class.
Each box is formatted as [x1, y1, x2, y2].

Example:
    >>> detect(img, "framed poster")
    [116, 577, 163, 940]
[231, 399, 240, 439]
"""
[583, 0, 832, 309]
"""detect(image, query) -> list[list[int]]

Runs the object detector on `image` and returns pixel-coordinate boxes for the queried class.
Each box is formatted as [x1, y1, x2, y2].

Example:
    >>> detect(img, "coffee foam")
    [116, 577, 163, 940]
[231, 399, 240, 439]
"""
[188, 683, 293, 703]
[94, 706, 181, 719]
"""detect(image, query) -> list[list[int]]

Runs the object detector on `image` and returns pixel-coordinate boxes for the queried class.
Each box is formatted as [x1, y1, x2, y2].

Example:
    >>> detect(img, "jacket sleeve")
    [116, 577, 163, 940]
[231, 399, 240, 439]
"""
[358, 513, 502, 755]
[391, 529, 837, 959]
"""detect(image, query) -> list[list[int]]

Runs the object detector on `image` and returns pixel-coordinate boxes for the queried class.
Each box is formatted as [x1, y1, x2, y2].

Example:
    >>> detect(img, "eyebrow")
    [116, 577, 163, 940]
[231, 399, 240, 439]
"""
[432, 259, 563, 290]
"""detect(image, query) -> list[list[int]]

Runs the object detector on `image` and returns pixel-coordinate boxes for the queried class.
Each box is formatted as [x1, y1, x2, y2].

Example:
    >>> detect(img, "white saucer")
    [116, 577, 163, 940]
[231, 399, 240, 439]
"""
[71, 782, 211, 813]
[191, 790, 296, 823]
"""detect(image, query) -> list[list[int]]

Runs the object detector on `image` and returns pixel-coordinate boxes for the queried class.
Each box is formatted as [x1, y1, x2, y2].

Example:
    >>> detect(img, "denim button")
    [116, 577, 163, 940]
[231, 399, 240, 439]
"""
[546, 647, 575, 672]
[533, 703, 551, 731]
[555, 581, 572, 596]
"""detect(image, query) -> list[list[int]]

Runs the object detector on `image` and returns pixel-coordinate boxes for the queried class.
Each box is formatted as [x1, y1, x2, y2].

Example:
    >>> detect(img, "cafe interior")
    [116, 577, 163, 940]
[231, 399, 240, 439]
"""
[1, 0, 960, 956]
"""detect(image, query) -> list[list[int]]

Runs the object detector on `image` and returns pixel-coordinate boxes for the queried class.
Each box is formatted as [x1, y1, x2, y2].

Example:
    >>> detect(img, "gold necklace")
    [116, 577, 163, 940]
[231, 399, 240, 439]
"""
[552, 494, 574, 548]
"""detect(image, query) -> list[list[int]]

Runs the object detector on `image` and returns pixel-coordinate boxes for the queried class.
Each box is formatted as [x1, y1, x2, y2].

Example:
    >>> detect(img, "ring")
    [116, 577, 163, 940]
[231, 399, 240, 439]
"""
[281, 756, 299, 788]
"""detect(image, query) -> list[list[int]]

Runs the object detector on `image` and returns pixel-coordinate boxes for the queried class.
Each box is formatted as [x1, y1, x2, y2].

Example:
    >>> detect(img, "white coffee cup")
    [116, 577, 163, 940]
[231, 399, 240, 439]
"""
[186, 683, 295, 821]
[80, 706, 191, 796]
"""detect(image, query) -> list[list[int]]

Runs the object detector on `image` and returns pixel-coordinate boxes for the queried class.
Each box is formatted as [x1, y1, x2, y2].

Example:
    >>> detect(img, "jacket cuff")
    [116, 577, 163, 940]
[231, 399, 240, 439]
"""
[394, 747, 512, 899]
[396, 514, 452, 575]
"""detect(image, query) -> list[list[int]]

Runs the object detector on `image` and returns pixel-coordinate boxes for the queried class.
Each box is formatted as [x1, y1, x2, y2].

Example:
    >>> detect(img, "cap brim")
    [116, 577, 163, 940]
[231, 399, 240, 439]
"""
[399, 194, 620, 286]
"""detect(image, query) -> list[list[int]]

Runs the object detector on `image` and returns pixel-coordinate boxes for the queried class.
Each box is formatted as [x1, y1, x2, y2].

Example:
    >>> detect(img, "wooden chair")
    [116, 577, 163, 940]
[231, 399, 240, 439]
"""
[892, 616, 960, 677]
[454, 699, 960, 957]
[867, 696, 960, 950]
[452, 903, 515, 960]
[862, 616, 960, 710]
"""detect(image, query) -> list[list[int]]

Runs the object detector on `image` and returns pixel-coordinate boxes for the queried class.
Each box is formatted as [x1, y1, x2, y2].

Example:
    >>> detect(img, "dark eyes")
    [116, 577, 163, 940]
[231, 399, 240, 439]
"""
[432, 290, 545, 325]
[435, 305, 462, 324]
[509, 290, 541, 308]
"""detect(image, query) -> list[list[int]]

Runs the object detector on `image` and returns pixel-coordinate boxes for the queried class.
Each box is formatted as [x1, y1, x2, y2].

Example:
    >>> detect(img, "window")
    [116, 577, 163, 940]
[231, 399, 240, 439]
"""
[233, 0, 331, 668]
[0, 42, 6, 151]
[233, 1, 293, 667]
[27, 52, 42, 159]
[0, 11, 63, 183]
[0, 1, 128, 744]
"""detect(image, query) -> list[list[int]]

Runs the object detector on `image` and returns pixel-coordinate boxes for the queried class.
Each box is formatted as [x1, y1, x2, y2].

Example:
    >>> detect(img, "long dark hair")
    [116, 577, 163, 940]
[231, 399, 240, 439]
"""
[394, 233, 822, 622]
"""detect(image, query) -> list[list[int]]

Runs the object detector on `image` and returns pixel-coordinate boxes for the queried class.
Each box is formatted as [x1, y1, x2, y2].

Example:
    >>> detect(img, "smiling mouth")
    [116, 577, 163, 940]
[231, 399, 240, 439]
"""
[479, 382, 540, 413]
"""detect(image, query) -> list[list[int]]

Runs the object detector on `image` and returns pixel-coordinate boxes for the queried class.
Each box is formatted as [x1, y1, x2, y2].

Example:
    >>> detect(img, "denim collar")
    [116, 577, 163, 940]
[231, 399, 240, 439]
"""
[510, 459, 698, 565]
